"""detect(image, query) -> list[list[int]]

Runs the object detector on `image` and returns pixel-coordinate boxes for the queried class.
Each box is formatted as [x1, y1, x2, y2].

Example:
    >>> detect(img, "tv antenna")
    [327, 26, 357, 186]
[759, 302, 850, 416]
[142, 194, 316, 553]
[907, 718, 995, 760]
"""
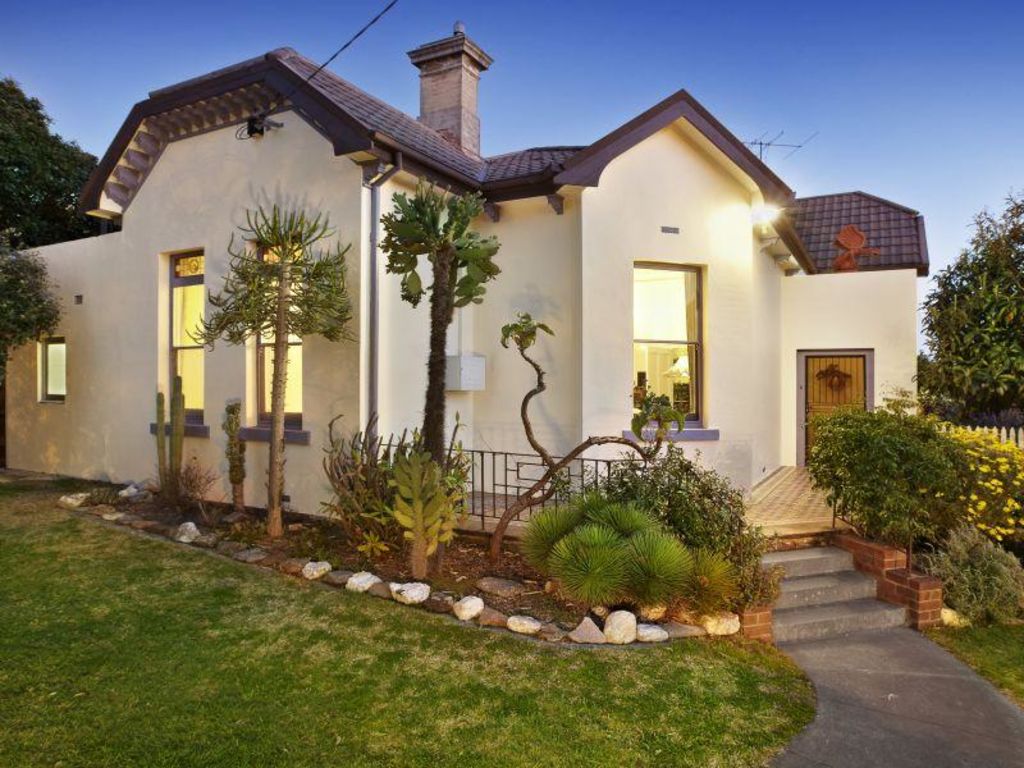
[745, 130, 819, 161]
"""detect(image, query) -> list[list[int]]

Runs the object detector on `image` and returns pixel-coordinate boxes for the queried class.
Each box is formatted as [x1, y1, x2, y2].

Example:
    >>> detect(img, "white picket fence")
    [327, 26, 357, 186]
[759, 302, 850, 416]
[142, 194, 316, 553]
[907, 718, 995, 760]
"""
[943, 424, 1024, 449]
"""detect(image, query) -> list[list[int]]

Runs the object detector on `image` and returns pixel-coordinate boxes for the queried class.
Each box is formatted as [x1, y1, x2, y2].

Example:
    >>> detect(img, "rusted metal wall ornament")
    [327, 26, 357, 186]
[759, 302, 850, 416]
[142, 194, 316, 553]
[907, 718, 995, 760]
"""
[832, 224, 879, 271]
[815, 362, 852, 391]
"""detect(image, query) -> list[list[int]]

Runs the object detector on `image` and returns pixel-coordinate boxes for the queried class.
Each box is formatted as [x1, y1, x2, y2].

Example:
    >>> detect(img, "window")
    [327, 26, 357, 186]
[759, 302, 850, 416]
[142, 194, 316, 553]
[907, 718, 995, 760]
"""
[632, 263, 702, 423]
[170, 251, 205, 422]
[41, 337, 66, 401]
[255, 247, 302, 429]
[257, 334, 303, 429]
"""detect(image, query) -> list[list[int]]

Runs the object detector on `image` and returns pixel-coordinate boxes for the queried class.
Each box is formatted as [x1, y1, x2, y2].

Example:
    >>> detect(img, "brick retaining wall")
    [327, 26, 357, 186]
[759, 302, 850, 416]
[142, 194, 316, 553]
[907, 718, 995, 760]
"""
[740, 605, 774, 642]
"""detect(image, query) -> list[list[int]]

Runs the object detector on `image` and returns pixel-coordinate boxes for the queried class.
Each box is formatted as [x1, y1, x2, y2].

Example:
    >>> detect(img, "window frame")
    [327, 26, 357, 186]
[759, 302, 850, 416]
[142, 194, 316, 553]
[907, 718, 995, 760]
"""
[632, 261, 703, 425]
[253, 247, 302, 431]
[41, 336, 66, 402]
[169, 251, 205, 424]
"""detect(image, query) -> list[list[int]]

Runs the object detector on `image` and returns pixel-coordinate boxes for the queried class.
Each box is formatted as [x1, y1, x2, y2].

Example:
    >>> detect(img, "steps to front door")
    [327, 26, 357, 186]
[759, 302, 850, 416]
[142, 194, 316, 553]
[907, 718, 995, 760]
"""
[763, 547, 907, 643]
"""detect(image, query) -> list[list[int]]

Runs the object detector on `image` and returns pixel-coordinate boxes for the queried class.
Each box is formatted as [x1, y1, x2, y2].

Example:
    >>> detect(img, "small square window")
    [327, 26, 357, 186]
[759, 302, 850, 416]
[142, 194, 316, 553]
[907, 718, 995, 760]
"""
[42, 337, 66, 402]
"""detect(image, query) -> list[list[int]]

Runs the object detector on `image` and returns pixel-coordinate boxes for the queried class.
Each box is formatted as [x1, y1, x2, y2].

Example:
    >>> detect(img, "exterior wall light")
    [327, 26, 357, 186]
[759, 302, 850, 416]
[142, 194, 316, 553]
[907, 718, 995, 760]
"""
[751, 204, 782, 226]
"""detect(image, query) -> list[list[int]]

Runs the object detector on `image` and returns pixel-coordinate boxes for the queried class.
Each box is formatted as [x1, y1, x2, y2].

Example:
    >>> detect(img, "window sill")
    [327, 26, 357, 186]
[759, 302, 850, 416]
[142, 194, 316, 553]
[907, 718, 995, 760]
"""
[238, 426, 311, 446]
[622, 427, 720, 442]
[149, 422, 211, 439]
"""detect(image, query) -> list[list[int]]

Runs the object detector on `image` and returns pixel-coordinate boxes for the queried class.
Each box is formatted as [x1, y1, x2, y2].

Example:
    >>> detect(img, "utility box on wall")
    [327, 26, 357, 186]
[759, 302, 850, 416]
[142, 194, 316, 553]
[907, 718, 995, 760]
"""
[445, 354, 486, 391]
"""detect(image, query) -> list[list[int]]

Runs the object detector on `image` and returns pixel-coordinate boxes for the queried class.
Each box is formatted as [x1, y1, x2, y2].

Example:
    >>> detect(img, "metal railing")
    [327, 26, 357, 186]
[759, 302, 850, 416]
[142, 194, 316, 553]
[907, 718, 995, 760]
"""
[460, 448, 626, 532]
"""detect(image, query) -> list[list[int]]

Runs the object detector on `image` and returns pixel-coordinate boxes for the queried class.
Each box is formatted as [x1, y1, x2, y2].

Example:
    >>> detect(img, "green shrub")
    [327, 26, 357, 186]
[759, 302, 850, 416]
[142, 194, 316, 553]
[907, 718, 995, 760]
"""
[808, 404, 964, 555]
[920, 525, 1024, 624]
[626, 530, 693, 606]
[521, 505, 585, 571]
[548, 523, 629, 606]
[584, 500, 659, 539]
[681, 549, 739, 616]
[604, 446, 779, 609]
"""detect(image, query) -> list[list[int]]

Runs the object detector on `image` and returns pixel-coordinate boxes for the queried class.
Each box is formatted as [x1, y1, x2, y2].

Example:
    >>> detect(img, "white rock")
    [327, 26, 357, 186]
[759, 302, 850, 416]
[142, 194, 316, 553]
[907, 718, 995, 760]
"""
[603, 610, 638, 644]
[453, 595, 485, 621]
[101, 511, 124, 522]
[591, 605, 610, 619]
[58, 492, 91, 510]
[638, 604, 668, 622]
[701, 612, 741, 636]
[301, 561, 332, 580]
[941, 607, 970, 628]
[390, 582, 431, 605]
[118, 484, 141, 498]
[637, 623, 670, 643]
[175, 522, 200, 543]
[345, 571, 382, 593]
[506, 615, 543, 635]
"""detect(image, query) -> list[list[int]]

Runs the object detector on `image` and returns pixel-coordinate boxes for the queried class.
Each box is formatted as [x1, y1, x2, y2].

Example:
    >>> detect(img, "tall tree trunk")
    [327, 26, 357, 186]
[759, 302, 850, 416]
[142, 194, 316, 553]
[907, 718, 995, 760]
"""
[266, 262, 291, 539]
[423, 253, 452, 464]
[231, 483, 245, 516]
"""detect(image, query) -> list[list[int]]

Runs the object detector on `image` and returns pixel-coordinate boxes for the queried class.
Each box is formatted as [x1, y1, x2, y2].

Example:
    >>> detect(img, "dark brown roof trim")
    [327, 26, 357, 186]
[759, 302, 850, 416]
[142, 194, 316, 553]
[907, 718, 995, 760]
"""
[774, 215, 817, 275]
[555, 89, 794, 205]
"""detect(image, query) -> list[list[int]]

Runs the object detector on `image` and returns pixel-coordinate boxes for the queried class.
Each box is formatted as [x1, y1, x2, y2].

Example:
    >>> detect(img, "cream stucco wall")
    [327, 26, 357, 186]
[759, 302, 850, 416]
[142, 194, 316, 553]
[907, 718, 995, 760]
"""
[7, 111, 364, 515]
[577, 124, 784, 489]
[779, 268, 919, 465]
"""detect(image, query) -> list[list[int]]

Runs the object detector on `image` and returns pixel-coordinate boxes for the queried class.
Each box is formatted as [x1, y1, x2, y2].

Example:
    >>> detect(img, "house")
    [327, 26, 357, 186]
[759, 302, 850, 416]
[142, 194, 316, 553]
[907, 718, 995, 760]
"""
[4, 25, 927, 522]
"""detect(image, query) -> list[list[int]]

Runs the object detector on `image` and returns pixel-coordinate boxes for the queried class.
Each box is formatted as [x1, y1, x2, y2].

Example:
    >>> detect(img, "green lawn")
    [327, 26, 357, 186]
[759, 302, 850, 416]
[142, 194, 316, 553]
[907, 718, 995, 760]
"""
[928, 625, 1024, 706]
[0, 476, 814, 767]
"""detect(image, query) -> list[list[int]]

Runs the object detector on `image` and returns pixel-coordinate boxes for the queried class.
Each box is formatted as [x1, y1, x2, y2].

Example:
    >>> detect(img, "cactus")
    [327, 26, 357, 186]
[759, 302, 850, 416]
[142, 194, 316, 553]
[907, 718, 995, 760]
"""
[155, 376, 185, 504]
[390, 450, 457, 579]
[222, 400, 246, 515]
[155, 390, 168, 492]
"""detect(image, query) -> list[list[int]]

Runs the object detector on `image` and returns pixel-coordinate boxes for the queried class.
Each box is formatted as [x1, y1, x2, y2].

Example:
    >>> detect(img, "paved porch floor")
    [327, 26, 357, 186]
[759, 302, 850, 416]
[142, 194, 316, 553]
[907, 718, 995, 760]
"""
[747, 466, 839, 537]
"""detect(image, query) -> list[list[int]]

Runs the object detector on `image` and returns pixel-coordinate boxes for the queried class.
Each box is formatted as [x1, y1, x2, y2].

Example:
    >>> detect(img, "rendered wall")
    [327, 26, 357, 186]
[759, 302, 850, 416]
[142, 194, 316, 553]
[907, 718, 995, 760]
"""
[779, 268, 919, 465]
[6, 112, 364, 515]
[578, 124, 784, 489]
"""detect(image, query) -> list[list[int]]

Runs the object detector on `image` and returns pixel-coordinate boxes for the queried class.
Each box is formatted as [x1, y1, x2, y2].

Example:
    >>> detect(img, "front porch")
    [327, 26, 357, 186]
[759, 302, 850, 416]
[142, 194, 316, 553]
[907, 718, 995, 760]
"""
[747, 466, 842, 537]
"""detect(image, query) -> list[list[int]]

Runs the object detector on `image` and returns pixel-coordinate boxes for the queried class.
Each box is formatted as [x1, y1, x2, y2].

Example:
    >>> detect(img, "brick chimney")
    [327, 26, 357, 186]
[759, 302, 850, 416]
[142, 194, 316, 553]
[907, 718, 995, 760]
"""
[407, 22, 493, 157]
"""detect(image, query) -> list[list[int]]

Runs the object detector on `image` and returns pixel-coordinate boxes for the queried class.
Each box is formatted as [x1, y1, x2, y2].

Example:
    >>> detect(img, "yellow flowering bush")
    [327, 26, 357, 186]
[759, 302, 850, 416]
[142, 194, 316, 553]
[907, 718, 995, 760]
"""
[948, 427, 1024, 543]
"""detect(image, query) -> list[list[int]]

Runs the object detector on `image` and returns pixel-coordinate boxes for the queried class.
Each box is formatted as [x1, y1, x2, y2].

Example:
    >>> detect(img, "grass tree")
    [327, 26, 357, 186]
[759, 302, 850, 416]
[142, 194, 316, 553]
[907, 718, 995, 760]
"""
[380, 183, 500, 462]
[197, 206, 353, 538]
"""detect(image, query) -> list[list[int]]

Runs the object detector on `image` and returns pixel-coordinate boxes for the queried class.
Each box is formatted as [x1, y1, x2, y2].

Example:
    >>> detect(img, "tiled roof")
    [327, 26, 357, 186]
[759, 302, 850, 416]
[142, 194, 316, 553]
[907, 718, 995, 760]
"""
[275, 49, 581, 186]
[790, 192, 929, 276]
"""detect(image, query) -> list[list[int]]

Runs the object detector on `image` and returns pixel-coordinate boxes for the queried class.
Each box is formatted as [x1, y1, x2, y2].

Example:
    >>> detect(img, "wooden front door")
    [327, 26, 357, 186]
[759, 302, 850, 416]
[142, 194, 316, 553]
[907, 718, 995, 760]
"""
[803, 354, 868, 461]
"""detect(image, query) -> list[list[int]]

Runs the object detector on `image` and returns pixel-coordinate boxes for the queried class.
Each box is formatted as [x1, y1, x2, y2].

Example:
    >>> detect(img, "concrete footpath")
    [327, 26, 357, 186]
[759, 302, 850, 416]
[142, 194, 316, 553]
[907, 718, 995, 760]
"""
[774, 628, 1024, 767]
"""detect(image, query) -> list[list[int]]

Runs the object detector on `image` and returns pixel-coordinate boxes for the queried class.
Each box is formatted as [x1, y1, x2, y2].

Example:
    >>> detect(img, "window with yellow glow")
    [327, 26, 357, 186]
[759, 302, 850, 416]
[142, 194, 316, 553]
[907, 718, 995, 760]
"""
[170, 251, 205, 420]
[257, 332, 302, 429]
[633, 264, 701, 423]
[42, 337, 66, 401]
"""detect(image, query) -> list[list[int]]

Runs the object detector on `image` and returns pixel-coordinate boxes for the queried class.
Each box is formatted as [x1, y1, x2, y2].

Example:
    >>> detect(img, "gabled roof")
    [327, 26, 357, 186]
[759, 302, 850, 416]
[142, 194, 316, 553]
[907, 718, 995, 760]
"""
[790, 192, 929, 276]
[78, 46, 927, 278]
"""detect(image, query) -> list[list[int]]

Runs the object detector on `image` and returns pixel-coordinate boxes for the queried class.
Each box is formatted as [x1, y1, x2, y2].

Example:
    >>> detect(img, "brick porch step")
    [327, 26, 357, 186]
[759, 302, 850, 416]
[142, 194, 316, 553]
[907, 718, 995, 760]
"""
[776, 570, 878, 610]
[762, 546, 854, 578]
[774, 599, 907, 643]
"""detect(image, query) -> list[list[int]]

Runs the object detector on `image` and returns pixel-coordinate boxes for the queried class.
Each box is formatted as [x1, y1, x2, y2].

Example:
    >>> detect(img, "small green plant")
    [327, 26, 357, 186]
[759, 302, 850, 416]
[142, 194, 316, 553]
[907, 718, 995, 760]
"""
[155, 376, 185, 505]
[522, 505, 586, 570]
[920, 525, 1024, 624]
[680, 549, 739, 616]
[626, 530, 693, 607]
[222, 400, 246, 516]
[390, 450, 459, 579]
[548, 523, 629, 606]
[86, 486, 124, 508]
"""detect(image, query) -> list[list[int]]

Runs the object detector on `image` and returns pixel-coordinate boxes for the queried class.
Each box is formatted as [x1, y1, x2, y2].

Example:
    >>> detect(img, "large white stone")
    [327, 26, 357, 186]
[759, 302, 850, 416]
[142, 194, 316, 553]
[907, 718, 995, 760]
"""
[506, 616, 543, 635]
[301, 561, 332, 580]
[636, 623, 670, 643]
[175, 522, 200, 543]
[701, 612, 741, 636]
[603, 610, 638, 644]
[390, 582, 431, 605]
[345, 572, 382, 593]
[453, 595, 485, 621]
[58, 492, 91, 510]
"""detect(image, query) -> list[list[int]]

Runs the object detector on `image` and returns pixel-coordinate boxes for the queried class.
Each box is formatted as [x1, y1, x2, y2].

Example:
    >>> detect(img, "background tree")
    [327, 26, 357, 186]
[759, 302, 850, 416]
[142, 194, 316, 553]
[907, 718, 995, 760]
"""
[380, 184, 500, 463]
[0, 78, 97, 248]
[922, 195, 1024, 423]
[197, 206, 353, 538]
[0, 242, 61, 381]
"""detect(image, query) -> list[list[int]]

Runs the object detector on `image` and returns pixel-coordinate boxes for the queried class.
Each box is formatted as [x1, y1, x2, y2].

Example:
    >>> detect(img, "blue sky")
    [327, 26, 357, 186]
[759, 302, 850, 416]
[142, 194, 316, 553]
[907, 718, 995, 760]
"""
[4, 0, 1023, 341]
